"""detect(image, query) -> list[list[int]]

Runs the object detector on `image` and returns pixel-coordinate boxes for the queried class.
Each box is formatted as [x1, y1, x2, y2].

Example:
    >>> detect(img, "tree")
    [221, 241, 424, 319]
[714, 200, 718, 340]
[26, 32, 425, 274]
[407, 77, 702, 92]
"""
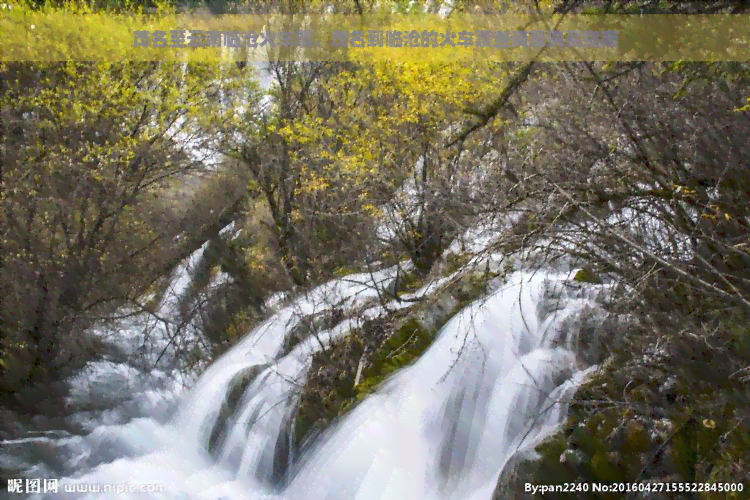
[0, 60, 245, 400]
[255, 58, 510, 276]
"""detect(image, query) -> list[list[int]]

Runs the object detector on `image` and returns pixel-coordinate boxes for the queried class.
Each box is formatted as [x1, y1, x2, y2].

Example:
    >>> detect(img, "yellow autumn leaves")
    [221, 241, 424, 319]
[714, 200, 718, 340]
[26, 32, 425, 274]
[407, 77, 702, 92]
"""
[286, 59, 504, 207]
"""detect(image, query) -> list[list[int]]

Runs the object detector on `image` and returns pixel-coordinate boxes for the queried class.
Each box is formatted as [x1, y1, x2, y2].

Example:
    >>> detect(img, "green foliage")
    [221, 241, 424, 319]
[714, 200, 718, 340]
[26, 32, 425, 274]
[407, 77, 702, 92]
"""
[242, 56, 508, 277]
[723, 314, 750, 361]
[0, 0, 181, 62]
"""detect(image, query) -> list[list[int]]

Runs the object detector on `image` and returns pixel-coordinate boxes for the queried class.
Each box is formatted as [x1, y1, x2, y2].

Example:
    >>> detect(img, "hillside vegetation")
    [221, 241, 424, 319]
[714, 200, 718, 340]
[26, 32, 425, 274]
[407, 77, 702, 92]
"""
[1, 0, 750, 495]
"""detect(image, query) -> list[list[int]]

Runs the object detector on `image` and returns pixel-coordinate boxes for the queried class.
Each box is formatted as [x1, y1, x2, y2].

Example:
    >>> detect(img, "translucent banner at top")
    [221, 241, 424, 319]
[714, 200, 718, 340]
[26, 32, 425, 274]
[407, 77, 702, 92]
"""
[1, 12, 749, 62]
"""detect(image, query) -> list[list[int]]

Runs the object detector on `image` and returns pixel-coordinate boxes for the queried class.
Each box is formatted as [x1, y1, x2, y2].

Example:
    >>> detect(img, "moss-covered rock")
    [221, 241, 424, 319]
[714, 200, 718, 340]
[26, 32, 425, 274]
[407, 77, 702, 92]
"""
[208, 363, 270, 456]
[414, 294, 459, 333]
[292, 311, 439, 450]
[454, 272, 488, 305]
[442, 252, 473, 274]
[573, 266, 602, 284]
[293, 316, 388, 450]
[396, 269, 426, 294]
[293, 267, 507, 453]
[352, 316, 433, 401]
[495, 316, 750, 500]
[333, 264, 362, 278]
[383, 268, 430, 298]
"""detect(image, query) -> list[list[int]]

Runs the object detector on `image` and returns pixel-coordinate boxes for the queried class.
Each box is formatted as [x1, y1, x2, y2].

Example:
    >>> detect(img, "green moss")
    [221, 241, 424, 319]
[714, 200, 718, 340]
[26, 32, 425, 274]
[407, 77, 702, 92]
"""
[333, 264, 361, 278]
[293, 334, 365, 448]
[623, 420, 650, 453]
[532, 434, 573, 484]
[670, 431, 698, 481]
[523, 309, 750, 497]
[589, 451, 620, 483]
[573, 266, 602, 284]
[395, 270, 424, 294]
[453, 272, 488, 307]
[338, 272, 496, 408]
[629, 384, 656, 405]
[378, 249, 409, 266]
[353, 317, 433, 401]
[444, 253, 472, 274]
[706, 430, 750, 499]
[724, 315, 750, 359]
[294, 308, 453, 449]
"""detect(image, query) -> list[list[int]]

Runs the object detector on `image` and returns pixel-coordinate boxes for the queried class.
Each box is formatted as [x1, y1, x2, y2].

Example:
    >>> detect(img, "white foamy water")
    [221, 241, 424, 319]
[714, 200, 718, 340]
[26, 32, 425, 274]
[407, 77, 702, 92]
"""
[22, 260, 605, 500]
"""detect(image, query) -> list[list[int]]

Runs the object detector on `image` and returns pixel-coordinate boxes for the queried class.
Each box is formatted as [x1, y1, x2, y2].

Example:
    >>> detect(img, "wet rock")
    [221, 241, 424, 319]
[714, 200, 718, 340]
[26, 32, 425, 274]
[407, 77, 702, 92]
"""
[492, 451, 539, 500]
[270, 415, 294, 487]
[208, 363, 270, 456]
[416, 293, 458, 333]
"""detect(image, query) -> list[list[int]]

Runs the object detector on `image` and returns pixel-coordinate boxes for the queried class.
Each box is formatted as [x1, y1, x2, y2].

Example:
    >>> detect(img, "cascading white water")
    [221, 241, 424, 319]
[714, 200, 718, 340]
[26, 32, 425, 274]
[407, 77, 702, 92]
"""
[28, 263, 606, 500]
[281, 271, 596, 500]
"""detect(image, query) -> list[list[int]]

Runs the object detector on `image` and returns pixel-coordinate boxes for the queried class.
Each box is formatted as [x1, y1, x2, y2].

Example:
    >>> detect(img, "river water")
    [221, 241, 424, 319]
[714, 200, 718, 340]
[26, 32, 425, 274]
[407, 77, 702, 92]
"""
[9, 246, 603, 500]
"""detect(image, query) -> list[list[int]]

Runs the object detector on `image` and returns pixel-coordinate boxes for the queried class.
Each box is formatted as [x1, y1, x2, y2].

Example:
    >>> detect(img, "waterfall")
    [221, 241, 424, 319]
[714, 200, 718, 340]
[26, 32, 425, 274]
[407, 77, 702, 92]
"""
[281, 271, 595, 500]
[23, 258, 604, 500]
